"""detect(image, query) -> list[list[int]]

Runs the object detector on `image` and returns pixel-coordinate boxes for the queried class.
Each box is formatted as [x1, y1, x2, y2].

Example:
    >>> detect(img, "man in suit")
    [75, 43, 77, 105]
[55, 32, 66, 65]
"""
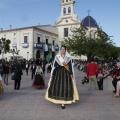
[25, 61, 29, 75]
[30, 63, 36, 80]
[14, 64, 23, 90]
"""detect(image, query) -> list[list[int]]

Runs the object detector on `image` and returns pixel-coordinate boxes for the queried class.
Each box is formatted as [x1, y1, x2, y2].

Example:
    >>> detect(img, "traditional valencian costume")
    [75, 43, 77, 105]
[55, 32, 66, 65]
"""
[32, 66, 45, 89]
[45, 50, 79, 108]
[0, 73, 4, 94]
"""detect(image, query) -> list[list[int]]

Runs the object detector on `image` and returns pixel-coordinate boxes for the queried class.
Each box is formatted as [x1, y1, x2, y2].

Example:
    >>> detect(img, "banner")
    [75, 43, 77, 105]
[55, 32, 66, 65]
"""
[52, 45, 55, 52]
[43, 44, 48, 51]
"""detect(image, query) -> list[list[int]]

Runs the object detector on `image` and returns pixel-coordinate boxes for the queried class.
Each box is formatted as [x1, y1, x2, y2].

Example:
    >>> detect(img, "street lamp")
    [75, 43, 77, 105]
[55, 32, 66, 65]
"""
[27, 52, 29, 60]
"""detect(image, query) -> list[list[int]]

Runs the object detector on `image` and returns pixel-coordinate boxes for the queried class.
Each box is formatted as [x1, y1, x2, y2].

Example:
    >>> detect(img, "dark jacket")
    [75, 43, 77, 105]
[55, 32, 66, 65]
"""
[31, 65, 36, 74]
[14, 67, 23, 81]
[2, 65, 9, 74]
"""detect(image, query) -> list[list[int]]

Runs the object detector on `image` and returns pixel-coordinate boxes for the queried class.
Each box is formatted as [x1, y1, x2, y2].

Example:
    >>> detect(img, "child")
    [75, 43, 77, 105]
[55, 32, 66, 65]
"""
[97, 69, 104, 90]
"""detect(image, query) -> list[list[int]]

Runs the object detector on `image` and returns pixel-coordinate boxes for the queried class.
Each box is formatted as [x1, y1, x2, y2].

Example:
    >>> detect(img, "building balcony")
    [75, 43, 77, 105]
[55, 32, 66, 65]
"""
[55, 45, 59, 51]
[22, 43, 29, 48]
[43, 44, 48, 52]
[12, 43, 17, 48]
[34, 43, 43, 49]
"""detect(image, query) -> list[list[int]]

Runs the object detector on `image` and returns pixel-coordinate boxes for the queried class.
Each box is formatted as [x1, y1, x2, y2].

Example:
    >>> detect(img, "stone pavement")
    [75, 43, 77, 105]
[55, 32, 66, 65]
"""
[0, 68, 120, 120]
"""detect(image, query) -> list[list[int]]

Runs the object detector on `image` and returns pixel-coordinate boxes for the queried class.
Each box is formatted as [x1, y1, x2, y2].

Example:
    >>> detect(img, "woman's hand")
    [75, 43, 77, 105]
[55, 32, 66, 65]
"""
[71, 75, 73, 79]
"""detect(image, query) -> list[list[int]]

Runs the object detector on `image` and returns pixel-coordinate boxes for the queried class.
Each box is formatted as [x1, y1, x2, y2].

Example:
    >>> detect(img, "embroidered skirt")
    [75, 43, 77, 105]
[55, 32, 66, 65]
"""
[32, 74, 45, 89]
[45, 67, 79, 104]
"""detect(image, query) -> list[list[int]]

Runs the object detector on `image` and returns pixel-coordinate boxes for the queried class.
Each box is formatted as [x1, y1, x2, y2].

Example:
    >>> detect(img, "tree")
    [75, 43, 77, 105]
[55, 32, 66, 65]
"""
[9, 48, 20, 60]
[61, 26, 89, 56]
[0, 37, 11, 58]
[62, 26, 119, 60]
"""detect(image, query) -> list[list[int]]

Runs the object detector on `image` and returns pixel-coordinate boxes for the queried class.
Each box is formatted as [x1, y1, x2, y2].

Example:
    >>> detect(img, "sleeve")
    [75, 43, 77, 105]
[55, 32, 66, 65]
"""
[35, 68, 37, 75]
[50, 57, 58, 76]
[21, 70, 23, 75]
[41, 68, 43, 74]
[68, 60, 73, 75]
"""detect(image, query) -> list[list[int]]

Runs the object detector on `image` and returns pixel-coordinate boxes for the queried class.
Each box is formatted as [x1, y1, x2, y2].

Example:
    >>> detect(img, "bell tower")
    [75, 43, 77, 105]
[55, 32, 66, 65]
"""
[60, 0, 75, 16]
[55, 0, 80, 45]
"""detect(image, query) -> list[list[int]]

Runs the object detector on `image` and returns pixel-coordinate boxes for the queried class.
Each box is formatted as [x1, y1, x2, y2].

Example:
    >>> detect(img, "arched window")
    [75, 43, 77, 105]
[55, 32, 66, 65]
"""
[63, 8, 66, 14]
[66, 0, 68, 2]
[68, 7, 71, 14]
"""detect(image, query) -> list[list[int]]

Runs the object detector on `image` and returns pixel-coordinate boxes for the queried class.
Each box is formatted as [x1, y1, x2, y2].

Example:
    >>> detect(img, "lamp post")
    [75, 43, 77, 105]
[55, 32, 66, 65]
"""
[27, 52, 29, 60]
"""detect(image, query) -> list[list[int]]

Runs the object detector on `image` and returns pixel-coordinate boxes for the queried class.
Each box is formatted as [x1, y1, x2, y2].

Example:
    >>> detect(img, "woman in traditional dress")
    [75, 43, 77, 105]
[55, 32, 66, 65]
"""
[45, 45, 79, 109]
[32, 65, 45, 89]
[0, 72, 4, 94]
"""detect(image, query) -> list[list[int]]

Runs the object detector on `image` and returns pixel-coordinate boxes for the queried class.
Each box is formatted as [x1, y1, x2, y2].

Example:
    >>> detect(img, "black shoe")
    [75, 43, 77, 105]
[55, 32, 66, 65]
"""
[61, 105, 65, 109]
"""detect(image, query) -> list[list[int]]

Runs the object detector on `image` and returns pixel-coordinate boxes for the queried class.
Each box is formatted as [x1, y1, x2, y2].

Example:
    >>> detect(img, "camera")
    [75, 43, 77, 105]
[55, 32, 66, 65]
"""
[81, 77, 89, 85]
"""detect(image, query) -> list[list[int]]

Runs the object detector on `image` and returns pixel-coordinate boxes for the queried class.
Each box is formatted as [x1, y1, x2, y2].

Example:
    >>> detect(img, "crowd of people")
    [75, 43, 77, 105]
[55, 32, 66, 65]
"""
[75, 58, 120, 97]
[0, 58, 53, 93]
[0, 47, 120, 109]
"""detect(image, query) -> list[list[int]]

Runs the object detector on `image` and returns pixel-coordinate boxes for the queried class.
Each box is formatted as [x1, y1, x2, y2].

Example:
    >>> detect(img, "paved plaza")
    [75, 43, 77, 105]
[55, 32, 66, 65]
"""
[0, 68, 120, 120]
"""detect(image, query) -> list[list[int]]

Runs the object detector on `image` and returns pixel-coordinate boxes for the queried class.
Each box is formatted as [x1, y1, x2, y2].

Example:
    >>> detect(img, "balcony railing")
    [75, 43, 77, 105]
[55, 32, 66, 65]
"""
[43, 44, 48, 51]
[22, 43, 29, 48]
[55, 45, 59, 51]
[12, 43, 17, 48]
[34, 43, 43, 49]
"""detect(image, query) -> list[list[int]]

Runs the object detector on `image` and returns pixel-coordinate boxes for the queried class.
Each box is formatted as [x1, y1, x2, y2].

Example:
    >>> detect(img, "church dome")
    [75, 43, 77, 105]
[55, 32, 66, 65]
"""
[81, 16, 97, 27]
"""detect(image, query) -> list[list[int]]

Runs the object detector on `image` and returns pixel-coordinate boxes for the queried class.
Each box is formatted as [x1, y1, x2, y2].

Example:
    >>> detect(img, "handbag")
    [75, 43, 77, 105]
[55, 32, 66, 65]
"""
[11, 75, 15, 80]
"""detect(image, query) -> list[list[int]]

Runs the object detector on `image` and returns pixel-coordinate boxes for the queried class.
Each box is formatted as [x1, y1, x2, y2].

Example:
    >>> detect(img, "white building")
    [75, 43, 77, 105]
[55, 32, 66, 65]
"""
[55, 0, 80, 45]
[0, 25, 59, 60]
[0, 0, 99, 60]
[55, 0, 98, 45]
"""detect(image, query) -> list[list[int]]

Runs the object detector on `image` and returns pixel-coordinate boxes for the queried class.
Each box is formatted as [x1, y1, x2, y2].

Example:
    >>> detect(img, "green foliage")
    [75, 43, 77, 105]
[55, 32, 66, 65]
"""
[0, 37, 11, 54]
[62, 26, 120, 60]
[9, 48, 20, 56]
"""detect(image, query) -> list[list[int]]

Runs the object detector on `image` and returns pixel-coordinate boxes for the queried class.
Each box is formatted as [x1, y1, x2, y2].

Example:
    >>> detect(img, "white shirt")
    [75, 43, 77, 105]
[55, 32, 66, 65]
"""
[26, 64, 28, 68]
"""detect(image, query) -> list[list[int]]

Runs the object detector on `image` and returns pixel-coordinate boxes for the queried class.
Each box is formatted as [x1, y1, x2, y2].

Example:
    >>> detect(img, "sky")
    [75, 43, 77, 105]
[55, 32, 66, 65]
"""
[0, 0, 120, 46]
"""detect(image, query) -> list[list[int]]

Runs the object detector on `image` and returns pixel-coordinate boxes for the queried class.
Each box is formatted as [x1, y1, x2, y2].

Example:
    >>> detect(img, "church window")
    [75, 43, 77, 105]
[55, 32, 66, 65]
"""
[63, 8, 66, 14]
[46, 39, 48, 44]
[68, 7, 71, 14]
[64, 28, 69, 37]
[24, 36, 28, 43]
[53, 40, 55, 45]
[37, 37, 40, 43]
